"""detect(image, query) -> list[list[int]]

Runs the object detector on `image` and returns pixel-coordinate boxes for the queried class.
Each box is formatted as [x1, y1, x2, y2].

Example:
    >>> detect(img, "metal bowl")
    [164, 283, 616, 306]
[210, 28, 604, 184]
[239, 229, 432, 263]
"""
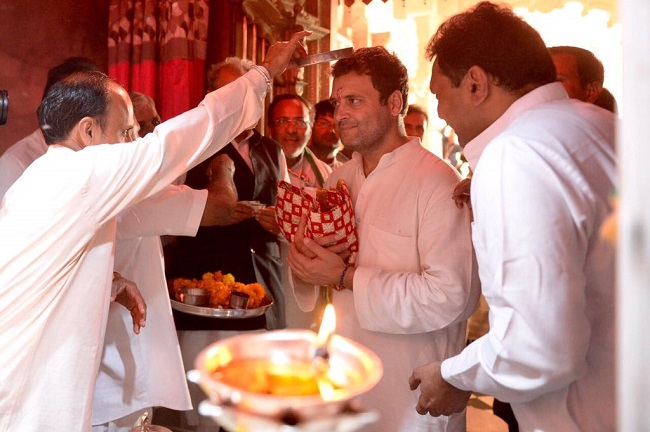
[178, 287, 210, 306]
[189, 329, 383, 420]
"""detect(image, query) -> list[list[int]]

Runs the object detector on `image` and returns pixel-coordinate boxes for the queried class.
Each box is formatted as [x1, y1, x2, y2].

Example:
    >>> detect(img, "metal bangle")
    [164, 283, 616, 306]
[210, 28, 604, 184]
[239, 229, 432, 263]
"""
[251, 65, 271, 92]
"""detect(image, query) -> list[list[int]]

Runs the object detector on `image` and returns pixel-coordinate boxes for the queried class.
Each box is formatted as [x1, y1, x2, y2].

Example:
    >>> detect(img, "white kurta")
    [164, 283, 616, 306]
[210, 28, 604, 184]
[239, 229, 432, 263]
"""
[441, 83, 617, 431]
[0, 129, 47, 201]
[92, 185, 207, 425]
[0, 70, 267, 432]
[294, 139, 478, 431]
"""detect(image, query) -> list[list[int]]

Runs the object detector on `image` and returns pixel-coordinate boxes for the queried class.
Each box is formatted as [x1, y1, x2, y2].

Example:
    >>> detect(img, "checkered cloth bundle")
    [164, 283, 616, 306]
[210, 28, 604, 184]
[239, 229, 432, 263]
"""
[275, 179, 359, 254]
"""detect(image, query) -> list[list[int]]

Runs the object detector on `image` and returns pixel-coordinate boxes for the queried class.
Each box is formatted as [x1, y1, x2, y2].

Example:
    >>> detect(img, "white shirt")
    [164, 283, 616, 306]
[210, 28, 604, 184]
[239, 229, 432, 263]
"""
[287, 147, 332, 188]
[0, 70, 268, 432]
[294, 139, 478, 431]
[92, 185, 207, 425]
[441, 83, 617, 431]
[0, 122, 206, 426]
[0, 129, 47, 201]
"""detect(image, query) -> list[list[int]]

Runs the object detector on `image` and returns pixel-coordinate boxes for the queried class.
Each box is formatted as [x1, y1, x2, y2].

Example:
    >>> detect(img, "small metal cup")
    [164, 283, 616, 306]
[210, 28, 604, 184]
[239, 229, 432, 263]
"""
[179, 288, 210, 306]
[229, 291, 250, 309]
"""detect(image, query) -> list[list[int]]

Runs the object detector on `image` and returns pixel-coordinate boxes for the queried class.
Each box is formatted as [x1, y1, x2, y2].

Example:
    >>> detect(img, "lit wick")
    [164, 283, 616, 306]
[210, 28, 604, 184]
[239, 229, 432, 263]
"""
[314, 303, 337, 400]
[315, 303, 336, 360]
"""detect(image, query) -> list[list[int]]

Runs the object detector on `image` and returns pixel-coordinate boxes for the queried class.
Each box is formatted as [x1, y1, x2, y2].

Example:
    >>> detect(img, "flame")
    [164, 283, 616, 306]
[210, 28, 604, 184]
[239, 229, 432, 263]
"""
[315, 303, 337, 401]
[316, 303, 336, 347]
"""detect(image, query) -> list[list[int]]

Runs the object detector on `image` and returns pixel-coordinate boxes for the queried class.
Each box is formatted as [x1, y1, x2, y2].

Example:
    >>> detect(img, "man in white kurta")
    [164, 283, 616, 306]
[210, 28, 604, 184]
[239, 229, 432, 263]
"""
[0, 31, 305, 431]
[409, 4, 617, 431]
[0, 129, 48, 200]
[0, 123, 211, 431]
[92, 185, 208, 429]
[442, 84, 616, 432]
[287, 47, 478, 432]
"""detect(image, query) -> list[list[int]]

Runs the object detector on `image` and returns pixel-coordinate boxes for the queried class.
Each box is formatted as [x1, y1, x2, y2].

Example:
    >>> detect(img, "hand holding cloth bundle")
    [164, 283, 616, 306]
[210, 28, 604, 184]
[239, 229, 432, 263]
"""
[275, 179, 359, 256]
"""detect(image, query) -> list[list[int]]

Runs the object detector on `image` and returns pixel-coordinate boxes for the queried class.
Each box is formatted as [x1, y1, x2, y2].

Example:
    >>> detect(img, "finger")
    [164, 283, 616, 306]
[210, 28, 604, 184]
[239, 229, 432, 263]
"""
[415, 402, 428, 416]
[294, 212, 308, 243]
[408, 374, 421, 391]
[313, 233, 337, 247]
[302, 237, 332, 259]
[288, 31, 310, 54]
[326, 242, 348, 254]
[289, 239, 316, 261]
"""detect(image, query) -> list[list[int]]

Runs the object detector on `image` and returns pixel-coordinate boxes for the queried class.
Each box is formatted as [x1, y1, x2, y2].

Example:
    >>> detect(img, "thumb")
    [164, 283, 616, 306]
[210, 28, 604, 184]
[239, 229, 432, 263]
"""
[409, 373, 421, 390]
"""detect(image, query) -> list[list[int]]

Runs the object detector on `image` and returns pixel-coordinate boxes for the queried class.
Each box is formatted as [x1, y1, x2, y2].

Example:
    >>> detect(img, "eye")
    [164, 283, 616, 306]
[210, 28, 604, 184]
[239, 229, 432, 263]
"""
[274, 118, 309, 128]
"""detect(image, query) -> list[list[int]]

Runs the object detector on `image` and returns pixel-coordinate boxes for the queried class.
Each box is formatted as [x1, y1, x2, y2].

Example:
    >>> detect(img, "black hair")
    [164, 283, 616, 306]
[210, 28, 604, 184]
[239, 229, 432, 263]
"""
[42, 57, 101, 100]
[267, 93, 314, 124]
[314, 99, 335, 119]
[426, 1, 556, 94]
[37, 71, 111, 145]
[406, 104, 428, 122]
[548, 46, 605, 88]
[331, 46, 409, 115]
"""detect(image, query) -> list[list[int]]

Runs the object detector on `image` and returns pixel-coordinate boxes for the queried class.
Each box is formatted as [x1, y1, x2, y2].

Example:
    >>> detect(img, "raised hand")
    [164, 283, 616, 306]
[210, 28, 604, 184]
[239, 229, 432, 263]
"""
[261, 30, 311, 79]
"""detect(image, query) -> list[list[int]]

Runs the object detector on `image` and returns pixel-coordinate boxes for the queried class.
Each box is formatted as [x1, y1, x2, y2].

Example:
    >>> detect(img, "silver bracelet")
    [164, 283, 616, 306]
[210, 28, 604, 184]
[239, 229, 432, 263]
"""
[251, 64, 271, 93]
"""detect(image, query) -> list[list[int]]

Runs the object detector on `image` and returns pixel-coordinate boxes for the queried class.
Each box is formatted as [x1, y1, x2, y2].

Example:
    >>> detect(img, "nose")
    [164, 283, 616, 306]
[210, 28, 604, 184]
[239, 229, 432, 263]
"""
[333, 105, 346, 123]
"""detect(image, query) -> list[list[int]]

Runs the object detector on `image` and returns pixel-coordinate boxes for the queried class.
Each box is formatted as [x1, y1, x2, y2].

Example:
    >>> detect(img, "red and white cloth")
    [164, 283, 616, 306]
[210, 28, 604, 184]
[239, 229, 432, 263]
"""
[275, 180, 359, 255]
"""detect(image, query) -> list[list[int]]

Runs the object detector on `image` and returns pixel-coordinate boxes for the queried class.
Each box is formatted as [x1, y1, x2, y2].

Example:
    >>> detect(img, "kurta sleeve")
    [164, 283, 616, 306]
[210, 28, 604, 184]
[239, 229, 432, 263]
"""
[80, 70, 268, 228]
[116, 185, 207, 240]
[441, 138, 594, 402]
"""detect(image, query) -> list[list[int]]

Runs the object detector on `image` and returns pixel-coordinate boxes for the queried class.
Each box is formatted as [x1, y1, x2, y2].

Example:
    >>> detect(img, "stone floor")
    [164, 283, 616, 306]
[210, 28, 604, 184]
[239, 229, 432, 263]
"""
[467, 394, 508, 432]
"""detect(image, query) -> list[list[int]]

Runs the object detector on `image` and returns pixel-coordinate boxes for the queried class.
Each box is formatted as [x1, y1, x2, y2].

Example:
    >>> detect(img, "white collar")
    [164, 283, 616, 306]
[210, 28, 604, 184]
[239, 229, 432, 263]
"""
[463, 82, 568, 169]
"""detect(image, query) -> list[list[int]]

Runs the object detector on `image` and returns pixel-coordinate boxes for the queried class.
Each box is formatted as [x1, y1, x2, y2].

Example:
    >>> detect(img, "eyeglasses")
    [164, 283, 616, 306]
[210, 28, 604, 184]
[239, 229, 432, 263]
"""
[273, 117, 310, 129]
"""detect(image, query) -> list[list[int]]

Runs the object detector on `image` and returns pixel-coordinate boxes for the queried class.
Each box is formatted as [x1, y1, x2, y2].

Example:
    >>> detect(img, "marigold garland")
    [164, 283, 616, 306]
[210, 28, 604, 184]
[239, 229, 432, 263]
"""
[172, 271, 267, 309]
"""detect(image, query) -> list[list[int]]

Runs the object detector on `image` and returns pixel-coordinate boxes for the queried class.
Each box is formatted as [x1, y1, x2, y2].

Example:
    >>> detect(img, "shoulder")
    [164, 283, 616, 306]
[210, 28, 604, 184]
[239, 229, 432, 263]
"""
[255, 133, 283, 155]
[313, 155, 332, 174]
[407, 143, 461, 185]
[1, 129, 47, 161]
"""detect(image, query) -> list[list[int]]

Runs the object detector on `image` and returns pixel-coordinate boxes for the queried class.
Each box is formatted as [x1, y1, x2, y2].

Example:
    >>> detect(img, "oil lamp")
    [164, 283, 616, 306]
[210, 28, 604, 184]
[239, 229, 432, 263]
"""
[188, 303, 383, 431]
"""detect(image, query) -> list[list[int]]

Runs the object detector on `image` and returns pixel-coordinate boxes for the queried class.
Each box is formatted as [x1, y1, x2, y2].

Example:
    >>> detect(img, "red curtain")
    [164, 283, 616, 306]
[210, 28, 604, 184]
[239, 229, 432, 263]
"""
[108, 0, 209, 121]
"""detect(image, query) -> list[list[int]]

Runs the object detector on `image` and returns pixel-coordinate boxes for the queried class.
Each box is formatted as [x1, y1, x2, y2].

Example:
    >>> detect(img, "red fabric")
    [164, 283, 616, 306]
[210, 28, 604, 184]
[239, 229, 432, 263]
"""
[158, 58, 205, 120]
[275, 180, 359, 255]
[108, 0, 209, 120]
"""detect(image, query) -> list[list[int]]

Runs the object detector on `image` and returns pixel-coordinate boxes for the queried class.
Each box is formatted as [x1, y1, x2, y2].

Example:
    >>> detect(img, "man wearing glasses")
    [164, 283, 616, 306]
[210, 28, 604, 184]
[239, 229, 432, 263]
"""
[268, 94, 331, 188]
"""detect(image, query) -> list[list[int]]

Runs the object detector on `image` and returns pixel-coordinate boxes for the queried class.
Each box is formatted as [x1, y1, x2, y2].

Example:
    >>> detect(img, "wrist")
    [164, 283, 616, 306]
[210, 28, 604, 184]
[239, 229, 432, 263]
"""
[338, 264, 353, 289]
[252, 64, 272, 93]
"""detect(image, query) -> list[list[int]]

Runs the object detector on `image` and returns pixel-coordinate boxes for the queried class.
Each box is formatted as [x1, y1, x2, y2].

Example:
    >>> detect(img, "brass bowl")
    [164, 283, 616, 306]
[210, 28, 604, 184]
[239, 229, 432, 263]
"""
[189, 329, 383, 420]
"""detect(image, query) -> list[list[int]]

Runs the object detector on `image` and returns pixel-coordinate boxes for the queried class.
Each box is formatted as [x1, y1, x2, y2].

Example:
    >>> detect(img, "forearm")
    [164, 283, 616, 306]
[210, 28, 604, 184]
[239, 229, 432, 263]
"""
[200, 179, 237, 226]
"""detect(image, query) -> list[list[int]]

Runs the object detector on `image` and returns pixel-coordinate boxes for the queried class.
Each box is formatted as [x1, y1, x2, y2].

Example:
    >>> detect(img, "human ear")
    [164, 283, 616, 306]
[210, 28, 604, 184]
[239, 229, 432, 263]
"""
[75, 117, 96, 147]
[465, 65, 490, 104]
[388, 90, 404, 116]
